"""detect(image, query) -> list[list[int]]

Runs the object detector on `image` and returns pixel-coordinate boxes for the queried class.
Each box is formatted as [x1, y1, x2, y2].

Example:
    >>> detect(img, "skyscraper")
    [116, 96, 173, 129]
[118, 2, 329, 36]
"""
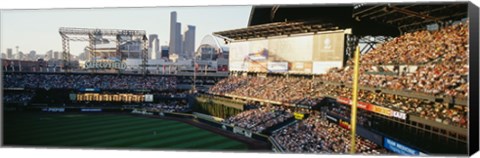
[46, 50, 53, 60]
[183, 25, 196, 59]
[148, 34, 159, 60]
[53, 51, 59, 60]
[169, 11, 178, 55]
[6, 48, 13, 59]
[177, 23, 183, 55]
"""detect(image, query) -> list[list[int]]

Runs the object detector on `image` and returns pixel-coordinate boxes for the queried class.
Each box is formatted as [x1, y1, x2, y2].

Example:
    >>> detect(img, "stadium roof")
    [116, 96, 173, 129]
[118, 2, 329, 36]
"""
[352, 3, 468, 33]
[215, 3, 468, 39]
[214, 21, 340, 40]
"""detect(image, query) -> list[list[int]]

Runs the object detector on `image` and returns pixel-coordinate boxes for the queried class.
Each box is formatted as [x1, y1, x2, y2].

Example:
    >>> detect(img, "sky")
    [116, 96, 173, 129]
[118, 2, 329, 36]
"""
[0, 6, 252, 56]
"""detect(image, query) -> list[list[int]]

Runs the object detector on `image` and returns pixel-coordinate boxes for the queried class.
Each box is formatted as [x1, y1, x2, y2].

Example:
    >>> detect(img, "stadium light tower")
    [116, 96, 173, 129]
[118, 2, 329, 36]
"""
[59, 27, 148, 74]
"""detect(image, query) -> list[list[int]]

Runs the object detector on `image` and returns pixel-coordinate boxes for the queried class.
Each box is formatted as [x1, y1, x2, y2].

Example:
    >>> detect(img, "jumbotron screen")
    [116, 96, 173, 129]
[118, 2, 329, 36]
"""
[229, 30, 345, 74]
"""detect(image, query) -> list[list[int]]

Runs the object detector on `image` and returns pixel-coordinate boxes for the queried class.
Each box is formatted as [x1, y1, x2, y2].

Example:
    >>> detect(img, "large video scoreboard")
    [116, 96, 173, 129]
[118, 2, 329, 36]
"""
[229, 30, 346, 74]
[75, 93, 154, 102]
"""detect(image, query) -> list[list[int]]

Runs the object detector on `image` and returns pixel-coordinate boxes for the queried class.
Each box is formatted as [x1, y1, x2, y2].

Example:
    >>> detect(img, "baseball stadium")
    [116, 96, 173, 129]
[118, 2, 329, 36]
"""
[2, 2, 479, 156]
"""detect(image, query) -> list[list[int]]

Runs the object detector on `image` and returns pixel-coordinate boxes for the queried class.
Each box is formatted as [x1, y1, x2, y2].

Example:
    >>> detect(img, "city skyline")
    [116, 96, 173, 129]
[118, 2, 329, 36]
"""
[0, 6, 251, 57]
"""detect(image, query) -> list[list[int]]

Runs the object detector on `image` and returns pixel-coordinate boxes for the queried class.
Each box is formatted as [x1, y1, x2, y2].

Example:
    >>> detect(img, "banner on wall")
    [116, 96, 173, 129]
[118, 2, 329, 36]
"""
[336, 96, 371, 110]
[336, 97, 407, 120]
[326, 114, 339, 123]
[267, 62, 288, 72]
[338, 119, 351, 130]
[228, 31, 345, 74]
[144, 94, 154, 102]
[42, 108, 65, 112]
[294, 112, 305, 120]
[384, 137, 425, 156]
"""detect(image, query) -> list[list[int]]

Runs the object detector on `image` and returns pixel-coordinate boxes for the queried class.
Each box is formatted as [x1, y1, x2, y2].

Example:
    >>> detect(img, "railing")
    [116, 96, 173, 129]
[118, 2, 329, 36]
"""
[321, 80, 468, 106]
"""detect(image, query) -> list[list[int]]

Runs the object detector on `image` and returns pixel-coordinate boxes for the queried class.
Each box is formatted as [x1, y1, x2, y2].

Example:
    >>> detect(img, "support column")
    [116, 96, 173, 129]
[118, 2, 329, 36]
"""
[61, 34, 70, 72]
[89, 33, 97, 73]
[142, 35, 148, 75]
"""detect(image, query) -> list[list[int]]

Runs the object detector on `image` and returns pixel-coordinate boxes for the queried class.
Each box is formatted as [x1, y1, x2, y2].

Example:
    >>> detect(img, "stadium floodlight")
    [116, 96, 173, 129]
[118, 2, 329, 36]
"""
[59, 27, 148, 74]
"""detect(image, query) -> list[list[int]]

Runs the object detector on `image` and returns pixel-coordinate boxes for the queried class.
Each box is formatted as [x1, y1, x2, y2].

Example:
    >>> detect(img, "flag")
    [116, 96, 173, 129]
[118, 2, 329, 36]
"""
[194, 63, 199, 72]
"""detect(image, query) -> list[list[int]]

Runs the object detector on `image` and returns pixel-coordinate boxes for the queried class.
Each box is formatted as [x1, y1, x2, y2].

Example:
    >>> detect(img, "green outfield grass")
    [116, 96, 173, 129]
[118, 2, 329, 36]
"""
[3, 112, 248, 151]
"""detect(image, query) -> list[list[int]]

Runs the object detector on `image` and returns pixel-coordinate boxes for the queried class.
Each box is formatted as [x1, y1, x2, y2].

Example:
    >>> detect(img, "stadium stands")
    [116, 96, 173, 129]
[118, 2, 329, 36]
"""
[321, 22, 469, 98]
[3, 92, 35, 104]
[142, 101, 190, 113]
[203, 20, 471, 154]
[209, 21, 469, 129]
[3, 73, 177, 91]
[273, 112, 387, 154]
[223, 105, 294, 133]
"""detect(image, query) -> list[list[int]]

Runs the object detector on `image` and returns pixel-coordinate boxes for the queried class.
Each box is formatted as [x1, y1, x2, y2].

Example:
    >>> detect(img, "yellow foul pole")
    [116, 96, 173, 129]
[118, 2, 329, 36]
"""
[350, 46, 361, 154]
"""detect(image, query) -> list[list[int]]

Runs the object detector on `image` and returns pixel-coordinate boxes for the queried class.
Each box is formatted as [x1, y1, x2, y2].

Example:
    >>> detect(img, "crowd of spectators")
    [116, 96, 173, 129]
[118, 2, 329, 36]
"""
[320, 22, 469, 98]
[332, 84, 467, 128]
[210, 22, 469, 128]
[3, 73, 177, 91]
[3, 92, 35, 104]
[273, 112, 387, 154]
[326, 103, 372, 127]
[223, 104, 293, 133]
[210, 76, 323, 106]
[211, 75, 467, 128]
[141, 100, 189, 113]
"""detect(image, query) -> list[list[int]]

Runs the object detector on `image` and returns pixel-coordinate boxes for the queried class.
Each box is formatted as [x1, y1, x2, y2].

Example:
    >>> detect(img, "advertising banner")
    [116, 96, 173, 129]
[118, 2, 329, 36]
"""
[392, 110, 407, 120]
[357, 102, 370, 110]
[246, 49, 268, 61]
[384, 137, 422, 155]
[267, 35, 313, 62]
[294, 112, 305, 120]
[337, 96, 351, 105]
[229, 31, 345, 74]
[336, 97, 371, 110]
[267, 62, 289, 72]
[336, 97, 407, 120]
[42, 108, 65, 112]
[290, 62, 313, 73]
[79, 88, 100, 92]
[81, 108, 102, 112]
[248, 62, 268, 72]
[338, 119, 351, 130]
[326, 113, 339, 123]
[69, 93, 77, 101]
[371, 105, 392, 117]
[248, 40, 269, 61]
[312, 32, 345, 61]
[295, 104, 312, 109]
[144, 94, 154, 102]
